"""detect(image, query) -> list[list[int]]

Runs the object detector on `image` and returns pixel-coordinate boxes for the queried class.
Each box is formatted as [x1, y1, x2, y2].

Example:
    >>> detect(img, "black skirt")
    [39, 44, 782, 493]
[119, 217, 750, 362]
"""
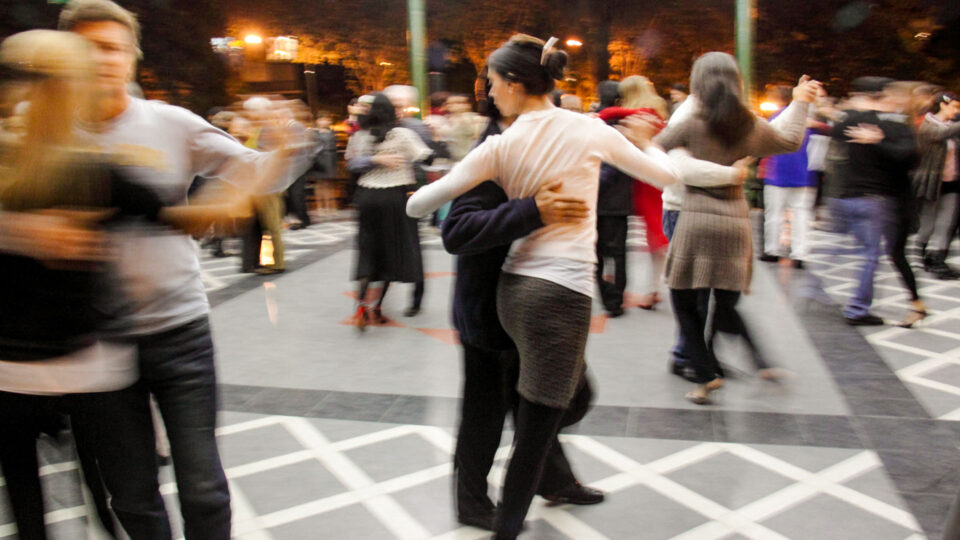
[353, 185, 424, 283]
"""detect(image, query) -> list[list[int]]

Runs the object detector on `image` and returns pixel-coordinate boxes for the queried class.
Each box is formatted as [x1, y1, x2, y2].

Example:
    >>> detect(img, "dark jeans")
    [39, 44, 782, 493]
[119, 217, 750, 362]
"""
[72, 384, 172, 540]
[671, 288, 763, 383]
[454, 344, 582, 520]
[663, 210, 710, 366]
[596, 216, 628, 312]
[494, 375, 592, 538]
[83, 317, 231, 540]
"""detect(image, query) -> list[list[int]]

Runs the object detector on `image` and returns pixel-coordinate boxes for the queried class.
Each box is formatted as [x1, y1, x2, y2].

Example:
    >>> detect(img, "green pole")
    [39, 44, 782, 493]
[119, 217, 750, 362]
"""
[736, 0, 755, 106]
[407, 0, 428, 118]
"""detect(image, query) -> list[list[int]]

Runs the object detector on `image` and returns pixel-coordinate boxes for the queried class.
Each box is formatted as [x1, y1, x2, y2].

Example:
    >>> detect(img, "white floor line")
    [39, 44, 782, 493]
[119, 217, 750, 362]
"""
[281, 417, 431, 540]
[216, 416, 285, 437]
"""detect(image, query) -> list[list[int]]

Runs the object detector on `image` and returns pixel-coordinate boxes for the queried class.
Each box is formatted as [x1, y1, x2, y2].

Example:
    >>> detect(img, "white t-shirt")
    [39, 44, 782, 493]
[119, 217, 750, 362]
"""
[77, 98, 297, 335]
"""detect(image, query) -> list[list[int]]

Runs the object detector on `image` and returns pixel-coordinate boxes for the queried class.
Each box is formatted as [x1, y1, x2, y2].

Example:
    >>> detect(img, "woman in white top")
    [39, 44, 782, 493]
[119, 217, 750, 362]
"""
[345, 93, 433, 328]
[407, 34, 743, 539]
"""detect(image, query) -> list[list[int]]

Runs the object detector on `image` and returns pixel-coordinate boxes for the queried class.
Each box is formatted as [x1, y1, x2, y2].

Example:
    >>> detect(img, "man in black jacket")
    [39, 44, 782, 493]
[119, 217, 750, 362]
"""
[442, 130, 604, 529]
[828, 77, 919, 325]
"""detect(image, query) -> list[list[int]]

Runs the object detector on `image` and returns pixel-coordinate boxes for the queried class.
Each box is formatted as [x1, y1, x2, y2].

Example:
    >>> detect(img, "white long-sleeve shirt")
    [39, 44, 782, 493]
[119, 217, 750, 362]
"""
[408, 106, 738, 297]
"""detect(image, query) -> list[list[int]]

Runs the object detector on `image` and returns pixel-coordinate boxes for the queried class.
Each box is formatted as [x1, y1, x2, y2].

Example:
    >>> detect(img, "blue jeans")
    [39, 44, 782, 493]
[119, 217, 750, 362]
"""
[828, 196, 898, 318]
[86, 317, 231, 540]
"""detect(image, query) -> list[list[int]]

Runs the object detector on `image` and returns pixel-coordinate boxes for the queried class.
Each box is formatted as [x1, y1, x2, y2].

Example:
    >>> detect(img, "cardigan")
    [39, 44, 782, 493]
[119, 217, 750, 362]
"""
[913, 114, 960, 202]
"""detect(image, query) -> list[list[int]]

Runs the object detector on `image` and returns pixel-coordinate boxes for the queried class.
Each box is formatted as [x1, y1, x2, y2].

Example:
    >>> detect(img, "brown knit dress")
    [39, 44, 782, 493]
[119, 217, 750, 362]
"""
[656, 102, 809, 291]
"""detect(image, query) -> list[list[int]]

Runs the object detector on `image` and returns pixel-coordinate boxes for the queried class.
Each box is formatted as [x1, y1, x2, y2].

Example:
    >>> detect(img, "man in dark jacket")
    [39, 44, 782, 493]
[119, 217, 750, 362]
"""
[442, 121, 603, 530]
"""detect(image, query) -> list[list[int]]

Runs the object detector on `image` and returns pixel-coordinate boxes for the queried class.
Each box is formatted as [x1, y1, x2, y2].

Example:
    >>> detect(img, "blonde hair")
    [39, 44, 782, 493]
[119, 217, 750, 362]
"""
[618, 76, 668, 119]
[1, 30, 98, 210]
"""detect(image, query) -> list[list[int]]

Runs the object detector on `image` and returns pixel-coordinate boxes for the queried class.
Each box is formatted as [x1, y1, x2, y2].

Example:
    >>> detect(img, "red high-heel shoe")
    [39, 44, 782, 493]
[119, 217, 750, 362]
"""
[354, 305, 369, 331]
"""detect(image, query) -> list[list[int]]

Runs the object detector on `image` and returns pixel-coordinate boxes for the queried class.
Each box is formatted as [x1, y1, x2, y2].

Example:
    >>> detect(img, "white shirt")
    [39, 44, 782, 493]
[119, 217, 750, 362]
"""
[345, 127, 432, 189]
[408, 106, 737, 297]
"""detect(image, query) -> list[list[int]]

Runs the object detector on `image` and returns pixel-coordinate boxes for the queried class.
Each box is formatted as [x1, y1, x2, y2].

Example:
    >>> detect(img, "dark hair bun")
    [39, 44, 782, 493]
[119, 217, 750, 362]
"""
[543, 50, 567, 81]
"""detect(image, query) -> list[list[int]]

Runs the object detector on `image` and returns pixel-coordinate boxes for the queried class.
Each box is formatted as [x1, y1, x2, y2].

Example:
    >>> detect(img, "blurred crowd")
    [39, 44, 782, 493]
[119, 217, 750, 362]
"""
[1, 0, 959, 539]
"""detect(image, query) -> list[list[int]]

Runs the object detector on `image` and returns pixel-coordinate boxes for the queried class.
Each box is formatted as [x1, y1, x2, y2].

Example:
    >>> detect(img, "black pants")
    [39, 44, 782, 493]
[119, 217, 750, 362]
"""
[356, 280, 424, 310]
[285, 174, 312, 227]
[494, 375, 592, 538]
[454, 345, 582, 520]
[0, 391, 119, 540]
[671, 288, 766, 382]
[596, 216, 628, 311]
[240, 216, 262, 271]
[0, 392, 60, 540]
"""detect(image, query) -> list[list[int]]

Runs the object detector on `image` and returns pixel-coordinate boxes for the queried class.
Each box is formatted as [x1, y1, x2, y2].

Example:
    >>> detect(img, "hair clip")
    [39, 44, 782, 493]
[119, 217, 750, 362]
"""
[540, 37, 559, 65]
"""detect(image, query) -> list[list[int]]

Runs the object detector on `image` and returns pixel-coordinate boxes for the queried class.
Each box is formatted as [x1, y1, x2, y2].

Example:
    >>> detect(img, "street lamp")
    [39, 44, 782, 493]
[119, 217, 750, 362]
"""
[244, 34, 263, 45]
[565, 38, 583, 48]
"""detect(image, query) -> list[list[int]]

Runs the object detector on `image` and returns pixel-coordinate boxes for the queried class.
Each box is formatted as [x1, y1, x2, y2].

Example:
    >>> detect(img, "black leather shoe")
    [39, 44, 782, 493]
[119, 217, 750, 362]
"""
[759, 253, 780, 263]
[845, 314, 884, 326]
[607, 306, 625, 318]
[403, 306, 421, 317]
[543, 482, 605, 506]
[792, 260, 804, 269]
[670, 360, 700, 383]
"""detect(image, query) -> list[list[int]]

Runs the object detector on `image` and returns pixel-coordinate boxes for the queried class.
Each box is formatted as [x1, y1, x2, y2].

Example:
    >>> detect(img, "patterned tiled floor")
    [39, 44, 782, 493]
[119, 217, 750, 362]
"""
[803, 228, 960, 422]
[3, 213, 959, 539]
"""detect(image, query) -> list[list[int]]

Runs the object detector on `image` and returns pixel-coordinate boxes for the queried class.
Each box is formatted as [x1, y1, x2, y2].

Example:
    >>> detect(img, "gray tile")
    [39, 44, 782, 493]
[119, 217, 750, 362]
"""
[564, 406, 630, 437]
[342, 433, 450, 484]
[873, 346, 932, 371]
[587, 437, 703, 465]
[877, 448, 960, 496]
[846, 397, 930, 418]
[665, 452, 795, 510]
[267, 503, 395, 540]
[231, 459, 348, 516]
[760, 494, 915, 539]
[46, 517, 90, 539]
[567, 484, 708, 539]
[390, 474, 460, 536]
[713, 411, 805, 445]
[379, 395, 460, 427]
[841, 468, 909, 510]
[886, 331, 960, 354]
[856, 417, 960, 452]
[626, 408, 714, 441]
[522, 519, 577, 539]
[217, 383, 263, 411]
[924, 363, 960, 388]
[241, 387, 329, 417]
[899, 491, 954, 539]
[308, 392, 399, 422]
[753, 444, 862, 474]
[554, 441, 623, 486]
[796, 415, 865, 448]
[41, 470, 84, 512]
[218, 423, 306, 469]
[834, 375, 918, 402]
[307, 417, 402, 443]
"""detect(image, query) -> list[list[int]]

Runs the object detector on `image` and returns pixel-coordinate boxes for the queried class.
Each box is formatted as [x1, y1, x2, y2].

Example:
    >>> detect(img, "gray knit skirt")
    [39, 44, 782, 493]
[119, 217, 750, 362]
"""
[496, 273, 592, 409]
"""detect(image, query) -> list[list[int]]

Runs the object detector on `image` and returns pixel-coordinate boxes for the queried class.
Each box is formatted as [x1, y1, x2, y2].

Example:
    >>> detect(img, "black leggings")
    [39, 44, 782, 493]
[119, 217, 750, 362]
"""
[671, 288, 769, 382]
[890, 209, 920, 301]
[494, 380, 592, 538]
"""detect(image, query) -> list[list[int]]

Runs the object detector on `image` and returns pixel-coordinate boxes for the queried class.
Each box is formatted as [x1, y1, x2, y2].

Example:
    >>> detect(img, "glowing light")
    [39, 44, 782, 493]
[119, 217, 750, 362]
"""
[379, 61, 393, 67]
[759, 102, 779, 113]
[914, 32, 931, 40]
[244, 34, 263, 45]
[565, 38, 583, 48]
[404, 106, 421, 115]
